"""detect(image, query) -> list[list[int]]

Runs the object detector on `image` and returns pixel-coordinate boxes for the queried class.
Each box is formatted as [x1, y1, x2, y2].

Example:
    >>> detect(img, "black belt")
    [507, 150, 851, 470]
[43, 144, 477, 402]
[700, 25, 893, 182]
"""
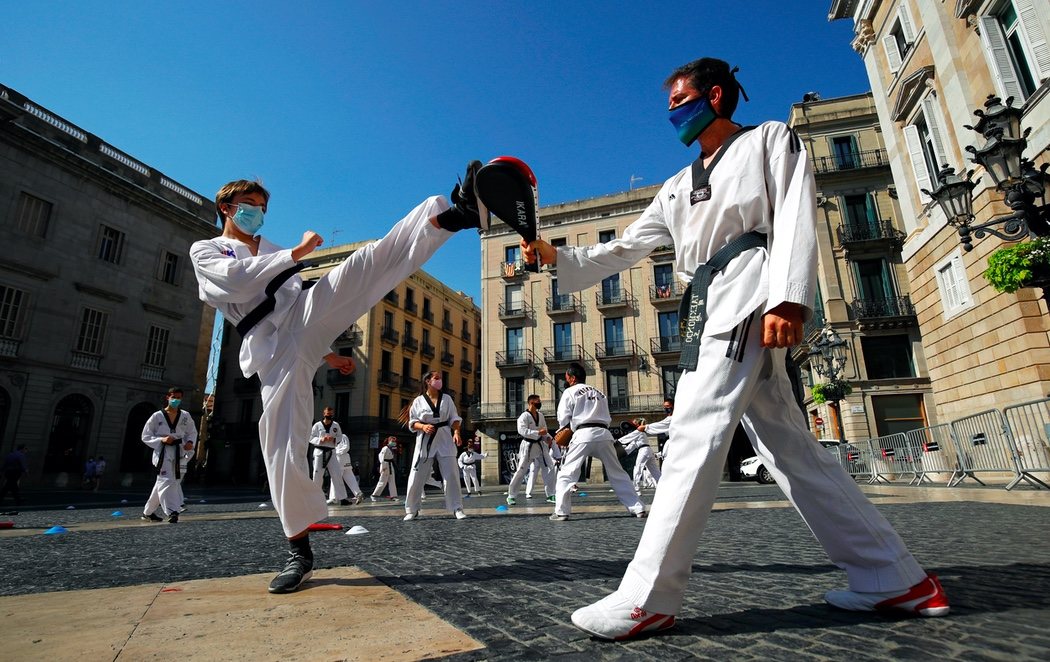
[678, 231, 767, 370]
[235, 264, 314, 337]
[416, 421, 450, 469]
[157, 444, 180, 479]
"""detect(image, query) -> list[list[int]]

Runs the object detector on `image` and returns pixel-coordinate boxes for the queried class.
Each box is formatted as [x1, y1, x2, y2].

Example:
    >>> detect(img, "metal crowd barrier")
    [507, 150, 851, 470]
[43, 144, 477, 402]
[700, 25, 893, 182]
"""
[905, 424, 960, 486]
[845, 402, 1050, 491]
[948, 409, 1018, 487]
[1002, 398, 1050, 490]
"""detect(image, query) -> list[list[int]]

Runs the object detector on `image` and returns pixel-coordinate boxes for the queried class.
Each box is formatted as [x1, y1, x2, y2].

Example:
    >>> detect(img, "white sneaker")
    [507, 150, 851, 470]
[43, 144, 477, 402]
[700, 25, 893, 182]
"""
[455, 509, 467, 520]
[352, 495, 362, 505]
[370, 495, 378, 502]
[571, 591, 675, 640]
[326, 499, 338, 505]
[825, 573, 950, 617]
[403, 512, 419, 521]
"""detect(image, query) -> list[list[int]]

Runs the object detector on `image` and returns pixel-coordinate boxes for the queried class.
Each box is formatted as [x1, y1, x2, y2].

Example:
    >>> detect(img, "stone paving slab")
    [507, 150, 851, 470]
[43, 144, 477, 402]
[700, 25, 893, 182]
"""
[1, 568, 482, 661]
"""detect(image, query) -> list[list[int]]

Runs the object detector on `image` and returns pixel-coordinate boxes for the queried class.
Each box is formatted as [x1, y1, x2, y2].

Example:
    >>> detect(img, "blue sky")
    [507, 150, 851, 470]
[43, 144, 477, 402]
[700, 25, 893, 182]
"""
[5, 1, 867, 302]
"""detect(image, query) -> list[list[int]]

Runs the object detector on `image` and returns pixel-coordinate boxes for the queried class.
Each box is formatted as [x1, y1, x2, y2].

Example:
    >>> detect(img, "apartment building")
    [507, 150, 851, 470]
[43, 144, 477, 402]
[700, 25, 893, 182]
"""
[788, 91, 935, 440]
[477, 186, 703, 485]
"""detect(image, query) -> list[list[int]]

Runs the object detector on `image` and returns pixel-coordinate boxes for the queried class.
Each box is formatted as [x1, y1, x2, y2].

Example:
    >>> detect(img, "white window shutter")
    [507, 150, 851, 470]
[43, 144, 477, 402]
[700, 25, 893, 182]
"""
[978, 15, 1026, 101]
[921, 95, 951, 172]
[903, 123, 933, 196]
[883, 34, 903, 72]
[899, 3, 917, 43]
[1015, 0, 1050, 81]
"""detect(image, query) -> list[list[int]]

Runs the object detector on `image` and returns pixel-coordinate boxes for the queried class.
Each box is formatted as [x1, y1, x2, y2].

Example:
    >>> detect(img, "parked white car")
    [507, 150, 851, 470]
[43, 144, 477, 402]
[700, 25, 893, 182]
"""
[740, 440, 842, 484]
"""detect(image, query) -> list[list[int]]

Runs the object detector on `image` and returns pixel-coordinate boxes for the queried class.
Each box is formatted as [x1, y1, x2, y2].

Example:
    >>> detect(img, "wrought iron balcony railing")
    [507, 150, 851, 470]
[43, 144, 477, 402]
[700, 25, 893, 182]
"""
[649, 281, 685, 303]
[380, 326, 399, 344]
[851, 296, 916, 319]
[547, 294, 579, 314]
[596, 288, 636, 310]
[499, 301, 534, 320]
[650, 335, 682, 355]
[543, 344, 585, 363]
[812, 148, 888, 174]
[495, 348, 536, 368]
[837, 219, 906, 247]
[594, 339, 639, 360]
[378, 370, 400, 388]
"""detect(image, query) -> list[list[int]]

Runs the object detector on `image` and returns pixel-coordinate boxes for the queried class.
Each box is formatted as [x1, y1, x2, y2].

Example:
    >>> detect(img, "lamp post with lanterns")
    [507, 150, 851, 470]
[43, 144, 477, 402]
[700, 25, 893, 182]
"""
[922, 95, 1050, 253]
[808, 325, 850, 443]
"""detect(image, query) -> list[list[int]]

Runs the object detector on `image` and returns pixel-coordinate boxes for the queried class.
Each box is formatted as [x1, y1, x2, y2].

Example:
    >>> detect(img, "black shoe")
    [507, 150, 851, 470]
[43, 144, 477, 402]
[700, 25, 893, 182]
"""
[339, 499, 352, 506]
[437, 160, 486, 232]
[167, 512, 179, 524]
[141, 513, 162, 522]
[268, 551, 314, 594]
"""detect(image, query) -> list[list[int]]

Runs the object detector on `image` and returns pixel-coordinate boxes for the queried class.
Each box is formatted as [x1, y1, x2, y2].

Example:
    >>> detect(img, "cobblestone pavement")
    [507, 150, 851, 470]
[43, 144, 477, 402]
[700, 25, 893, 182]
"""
[1, 482, 1048, 660]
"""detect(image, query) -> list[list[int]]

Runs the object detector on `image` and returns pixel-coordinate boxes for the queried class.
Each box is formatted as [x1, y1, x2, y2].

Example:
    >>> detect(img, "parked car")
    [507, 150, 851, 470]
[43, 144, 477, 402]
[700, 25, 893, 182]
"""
[739, 440, 843, 484]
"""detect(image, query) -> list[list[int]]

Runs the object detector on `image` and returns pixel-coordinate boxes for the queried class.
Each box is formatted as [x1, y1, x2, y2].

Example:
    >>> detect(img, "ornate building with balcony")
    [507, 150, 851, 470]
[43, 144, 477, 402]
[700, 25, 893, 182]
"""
[788, 91, 934, 440]
[0, 84, 217, 487]
[211, 241, 481, 487]
[478, 186, 690, 485]
[830, 1, 1050, 422]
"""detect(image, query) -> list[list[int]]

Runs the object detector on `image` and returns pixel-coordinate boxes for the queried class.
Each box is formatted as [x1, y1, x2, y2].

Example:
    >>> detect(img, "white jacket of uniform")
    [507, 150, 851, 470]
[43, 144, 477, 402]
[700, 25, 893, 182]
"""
[557, 383, 612, 441]
[377, 445, 396, 473]
[335, 434, 353, 467]
[310, 420, 342, 451]
[645, 416, 672, 437]
[458, 450, 486, 469]
[141, 409, 198, 474]
[408, 393, 462, 461]
[619, 429, 650, 455]
[190, 236, 328, 378]
[554, 121, 816, 334]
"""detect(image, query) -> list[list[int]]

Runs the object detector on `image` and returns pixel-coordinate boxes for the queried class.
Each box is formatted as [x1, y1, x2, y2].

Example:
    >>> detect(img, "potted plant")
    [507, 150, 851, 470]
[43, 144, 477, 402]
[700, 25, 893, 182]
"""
[984, 236, 1050, 293]
[811, 380, 852, 404]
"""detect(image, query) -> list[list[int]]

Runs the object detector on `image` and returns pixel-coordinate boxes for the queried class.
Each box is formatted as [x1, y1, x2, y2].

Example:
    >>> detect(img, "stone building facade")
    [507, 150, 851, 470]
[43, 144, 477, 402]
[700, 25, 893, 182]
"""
[830, 0, 1050, 421]
[0, 84, 217, 487]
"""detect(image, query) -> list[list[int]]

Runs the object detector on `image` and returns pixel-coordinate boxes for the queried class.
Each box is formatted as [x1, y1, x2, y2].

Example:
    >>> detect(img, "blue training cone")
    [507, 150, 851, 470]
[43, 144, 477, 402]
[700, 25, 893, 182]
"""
[495, 505, 508, 512]
[578, 492, 588, 497]
[44, 526, 68, 535]
[111, 511, 123, 517]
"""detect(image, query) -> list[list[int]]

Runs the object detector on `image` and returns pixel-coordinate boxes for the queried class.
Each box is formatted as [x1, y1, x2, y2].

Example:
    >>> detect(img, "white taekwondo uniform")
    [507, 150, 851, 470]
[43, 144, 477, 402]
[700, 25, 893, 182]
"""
[508, 409, 555, 499]
[525, 444, 556, 497]
[191, 196, 452, 537]
[309, 418, 346, 502]
[371, 444, 398, 499]
[458, 449, 487, 494]
[405, 392, 463, 516]
[619, 428, 661, 492]
[141, 408, 197, 518]
[554, 121, 927, 614]
[330, 434, 363, 501]
[553, 384, 644, 517]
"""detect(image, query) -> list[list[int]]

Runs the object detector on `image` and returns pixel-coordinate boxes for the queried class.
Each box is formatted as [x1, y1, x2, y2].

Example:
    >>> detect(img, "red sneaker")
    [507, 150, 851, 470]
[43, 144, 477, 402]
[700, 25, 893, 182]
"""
[825, 572, 950, 617]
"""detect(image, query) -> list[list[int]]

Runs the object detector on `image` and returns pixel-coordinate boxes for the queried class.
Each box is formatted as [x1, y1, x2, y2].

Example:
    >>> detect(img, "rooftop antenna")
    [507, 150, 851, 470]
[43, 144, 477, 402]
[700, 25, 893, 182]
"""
[629, 175, 643, 190]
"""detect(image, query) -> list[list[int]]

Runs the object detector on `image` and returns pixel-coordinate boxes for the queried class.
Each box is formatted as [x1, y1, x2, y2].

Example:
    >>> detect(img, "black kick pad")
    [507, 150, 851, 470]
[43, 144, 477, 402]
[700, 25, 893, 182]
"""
[476, 157, 541, 271]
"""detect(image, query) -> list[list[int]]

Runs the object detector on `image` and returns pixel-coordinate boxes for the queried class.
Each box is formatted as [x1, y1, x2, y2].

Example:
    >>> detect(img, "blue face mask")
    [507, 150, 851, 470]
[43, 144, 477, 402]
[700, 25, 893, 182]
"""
[169, 398, 182, 408]
[231, 204, 265, 236]
[669, 96, 717, 146]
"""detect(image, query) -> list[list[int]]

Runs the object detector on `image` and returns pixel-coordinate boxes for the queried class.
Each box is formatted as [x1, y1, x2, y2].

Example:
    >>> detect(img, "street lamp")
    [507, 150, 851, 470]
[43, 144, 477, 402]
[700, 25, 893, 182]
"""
[923, 95, 1050, 252]
[807, 325, 850, 443]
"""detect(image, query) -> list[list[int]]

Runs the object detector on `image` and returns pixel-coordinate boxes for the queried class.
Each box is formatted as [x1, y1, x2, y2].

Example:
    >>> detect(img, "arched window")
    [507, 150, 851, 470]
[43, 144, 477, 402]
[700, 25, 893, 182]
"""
[121, 403, 157, 473]
[44, 395, 93, 473]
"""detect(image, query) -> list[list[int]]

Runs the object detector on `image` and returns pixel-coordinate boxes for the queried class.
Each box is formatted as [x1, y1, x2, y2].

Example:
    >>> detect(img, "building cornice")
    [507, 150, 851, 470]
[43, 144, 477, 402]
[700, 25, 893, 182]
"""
[891, 66, 936, 122]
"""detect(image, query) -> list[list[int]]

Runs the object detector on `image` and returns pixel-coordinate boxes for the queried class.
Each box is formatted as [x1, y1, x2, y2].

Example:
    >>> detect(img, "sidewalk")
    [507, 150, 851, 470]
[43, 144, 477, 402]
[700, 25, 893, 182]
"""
[1, 482, 1048, 660]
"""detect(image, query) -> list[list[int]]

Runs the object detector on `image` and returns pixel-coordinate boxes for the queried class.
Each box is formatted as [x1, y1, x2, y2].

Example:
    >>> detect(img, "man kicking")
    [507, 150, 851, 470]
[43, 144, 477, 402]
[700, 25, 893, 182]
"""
[191, 162, 484, 593]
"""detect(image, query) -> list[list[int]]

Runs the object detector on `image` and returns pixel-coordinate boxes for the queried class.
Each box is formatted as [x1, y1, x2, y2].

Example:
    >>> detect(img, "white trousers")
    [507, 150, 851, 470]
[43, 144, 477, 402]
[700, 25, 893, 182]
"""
[618, 313, 927, 615]
[312, 449, 346, 501]
[461, 465, 481, 493]
[143, 460, 180, 517]
[632, 445, 661, 491]
[508, 442, 554, 498]
[405, 454, 462, 514]
[372, 465, 398, 498]
[554, 433, 644, 516]
[329, 460, 362, 500]
[256, 197, 451, 537]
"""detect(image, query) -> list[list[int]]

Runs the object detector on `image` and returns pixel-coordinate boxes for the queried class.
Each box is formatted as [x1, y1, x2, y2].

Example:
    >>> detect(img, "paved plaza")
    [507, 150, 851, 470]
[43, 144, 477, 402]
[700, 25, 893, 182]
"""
[1, 481, 1048, 660]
